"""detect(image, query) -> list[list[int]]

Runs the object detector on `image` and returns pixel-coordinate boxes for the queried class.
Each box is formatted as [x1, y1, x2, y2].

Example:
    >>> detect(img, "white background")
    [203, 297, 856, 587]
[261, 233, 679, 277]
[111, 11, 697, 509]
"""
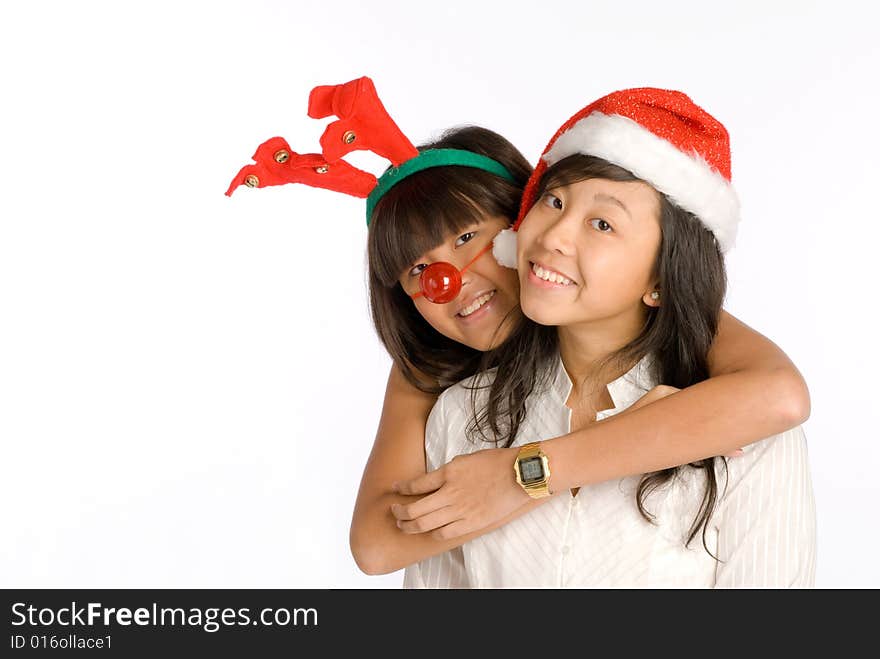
[1, 0, 877, 588]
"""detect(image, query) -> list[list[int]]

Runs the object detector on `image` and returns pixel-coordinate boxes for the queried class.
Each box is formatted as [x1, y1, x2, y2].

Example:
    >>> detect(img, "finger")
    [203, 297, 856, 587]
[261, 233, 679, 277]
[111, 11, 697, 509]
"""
[396, 506, 460, 534]
[393, 468, 445, 496]
[430, 520, 472, 541]
[391, 489, 449, 521]
[725, 448, 745, 458]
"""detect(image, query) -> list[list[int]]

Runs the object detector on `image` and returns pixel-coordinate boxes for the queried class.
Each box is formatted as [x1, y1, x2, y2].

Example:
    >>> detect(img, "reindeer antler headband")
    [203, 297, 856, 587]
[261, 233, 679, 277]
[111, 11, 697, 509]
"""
[226, 76, 517, 226]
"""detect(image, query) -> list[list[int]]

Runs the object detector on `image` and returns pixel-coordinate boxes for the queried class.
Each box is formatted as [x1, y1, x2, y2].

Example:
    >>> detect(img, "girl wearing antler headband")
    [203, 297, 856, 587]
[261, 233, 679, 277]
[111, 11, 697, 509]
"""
[227, 78, 812, 583]
[395, 88, 815, 587]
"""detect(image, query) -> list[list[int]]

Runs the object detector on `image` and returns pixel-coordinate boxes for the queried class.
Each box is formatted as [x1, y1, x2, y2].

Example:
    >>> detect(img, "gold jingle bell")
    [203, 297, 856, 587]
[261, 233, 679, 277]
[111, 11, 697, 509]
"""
[244, 174, 259, 188]
[274, 149, 290, 163]
[343, 130, 357, 144]
[315, 164, 330, 174]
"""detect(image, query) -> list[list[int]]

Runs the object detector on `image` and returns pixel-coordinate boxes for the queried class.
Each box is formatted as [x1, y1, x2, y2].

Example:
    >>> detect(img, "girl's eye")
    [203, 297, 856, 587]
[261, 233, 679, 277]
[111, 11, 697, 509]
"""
[543, 193, 563, 210]
[590, 218, 613, 233]
[455, 231, 477, 247]
[408, 263, 427, 277]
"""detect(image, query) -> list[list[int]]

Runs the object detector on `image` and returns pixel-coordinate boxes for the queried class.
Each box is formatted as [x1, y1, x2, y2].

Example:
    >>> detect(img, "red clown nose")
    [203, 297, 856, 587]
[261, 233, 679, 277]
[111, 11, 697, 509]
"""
[410, 239, 496, 304]
[418, 262, 462, 304]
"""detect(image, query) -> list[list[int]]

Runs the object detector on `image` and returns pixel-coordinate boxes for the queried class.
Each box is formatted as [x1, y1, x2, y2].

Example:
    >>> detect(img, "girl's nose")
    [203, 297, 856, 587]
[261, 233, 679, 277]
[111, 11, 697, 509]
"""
[537, 214, 576, 256]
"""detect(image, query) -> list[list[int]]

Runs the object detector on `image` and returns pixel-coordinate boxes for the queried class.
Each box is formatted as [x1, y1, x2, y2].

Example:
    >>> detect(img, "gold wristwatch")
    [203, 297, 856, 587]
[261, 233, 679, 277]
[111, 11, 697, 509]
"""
[513, 442, 552, 498]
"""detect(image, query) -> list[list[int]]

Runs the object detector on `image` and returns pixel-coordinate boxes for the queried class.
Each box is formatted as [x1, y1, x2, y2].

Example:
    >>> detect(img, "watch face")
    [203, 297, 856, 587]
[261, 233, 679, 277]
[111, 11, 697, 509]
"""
[518, 456, 545, 484]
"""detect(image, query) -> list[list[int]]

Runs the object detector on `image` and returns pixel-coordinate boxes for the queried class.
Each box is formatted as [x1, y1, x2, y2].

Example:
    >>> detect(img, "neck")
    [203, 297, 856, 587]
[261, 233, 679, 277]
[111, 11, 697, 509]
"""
[557, 307, 646, 392]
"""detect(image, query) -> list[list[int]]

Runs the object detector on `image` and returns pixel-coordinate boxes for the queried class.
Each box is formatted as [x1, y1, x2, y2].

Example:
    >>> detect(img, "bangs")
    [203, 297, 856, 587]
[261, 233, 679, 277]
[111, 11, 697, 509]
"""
[539, 154, 641, 196]
[369, 167, 516, 286]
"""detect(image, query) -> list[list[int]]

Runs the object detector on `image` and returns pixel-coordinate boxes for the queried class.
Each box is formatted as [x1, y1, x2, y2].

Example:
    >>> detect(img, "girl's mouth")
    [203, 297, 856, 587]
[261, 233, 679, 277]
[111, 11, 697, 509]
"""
[528, 261, 576, 288]
[456, 290, 496, 321]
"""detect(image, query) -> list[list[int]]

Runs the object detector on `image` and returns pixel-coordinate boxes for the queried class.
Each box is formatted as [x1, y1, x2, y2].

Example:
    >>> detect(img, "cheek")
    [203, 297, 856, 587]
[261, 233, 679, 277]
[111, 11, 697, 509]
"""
[413, 298, 440, 325]
[470, 260, 520, 302]
[627, 236, 661, 286]
[515, 214, 543, 257]
[586, 244, 655, 300]
[413, 303, 456, 340]
[517, 226, 536, 255]
[497, 266, 521, 298]
[398, 276, 418, 298]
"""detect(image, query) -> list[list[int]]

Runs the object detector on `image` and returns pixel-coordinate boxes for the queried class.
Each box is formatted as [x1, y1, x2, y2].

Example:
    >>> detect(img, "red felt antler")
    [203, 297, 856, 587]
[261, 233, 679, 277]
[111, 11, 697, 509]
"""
[225, 136, 377, 198]
[308, 76, 419, 166]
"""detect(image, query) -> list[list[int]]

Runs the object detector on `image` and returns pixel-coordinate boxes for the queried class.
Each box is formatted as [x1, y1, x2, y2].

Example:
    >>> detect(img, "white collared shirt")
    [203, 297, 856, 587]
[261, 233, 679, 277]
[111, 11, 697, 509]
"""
[403, 354, 816, 588]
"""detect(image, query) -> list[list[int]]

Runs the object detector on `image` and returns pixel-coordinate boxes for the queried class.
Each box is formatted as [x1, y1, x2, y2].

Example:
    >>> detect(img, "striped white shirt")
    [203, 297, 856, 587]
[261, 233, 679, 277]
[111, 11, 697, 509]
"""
[403, 354, 816, 588]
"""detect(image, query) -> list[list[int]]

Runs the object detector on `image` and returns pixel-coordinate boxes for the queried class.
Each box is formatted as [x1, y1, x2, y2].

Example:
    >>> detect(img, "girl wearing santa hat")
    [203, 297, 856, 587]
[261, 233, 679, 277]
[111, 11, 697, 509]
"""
[394, 88, 815, 587]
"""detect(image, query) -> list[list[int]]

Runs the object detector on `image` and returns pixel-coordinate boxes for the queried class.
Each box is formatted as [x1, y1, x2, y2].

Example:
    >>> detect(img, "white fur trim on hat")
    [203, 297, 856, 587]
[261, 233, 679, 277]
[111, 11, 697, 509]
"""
[543, 112, 740, 253]
[492, 228, 518, 269]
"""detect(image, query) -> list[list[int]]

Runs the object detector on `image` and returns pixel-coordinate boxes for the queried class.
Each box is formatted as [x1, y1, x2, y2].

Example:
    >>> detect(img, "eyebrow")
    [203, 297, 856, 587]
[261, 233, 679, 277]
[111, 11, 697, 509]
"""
[593, 193, 632, 220]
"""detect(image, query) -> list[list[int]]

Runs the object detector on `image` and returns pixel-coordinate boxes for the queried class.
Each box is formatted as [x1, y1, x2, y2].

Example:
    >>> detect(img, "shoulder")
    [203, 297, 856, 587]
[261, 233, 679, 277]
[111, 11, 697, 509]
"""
[712, 425, 817, 585]
[718, 425, 813, 507]
[424, 368, 499, 469]
[432, 367, 498, 414]
[733, 425, 809, 470]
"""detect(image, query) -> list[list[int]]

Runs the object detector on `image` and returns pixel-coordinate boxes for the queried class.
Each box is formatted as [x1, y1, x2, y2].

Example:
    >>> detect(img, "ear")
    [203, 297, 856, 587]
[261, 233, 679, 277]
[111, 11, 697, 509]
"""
[642, 287, 661, 308]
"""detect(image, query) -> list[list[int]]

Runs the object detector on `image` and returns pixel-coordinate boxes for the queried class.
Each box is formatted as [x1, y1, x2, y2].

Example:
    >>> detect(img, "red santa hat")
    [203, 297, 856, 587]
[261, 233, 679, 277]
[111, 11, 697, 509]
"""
[493, 87, 740, 268]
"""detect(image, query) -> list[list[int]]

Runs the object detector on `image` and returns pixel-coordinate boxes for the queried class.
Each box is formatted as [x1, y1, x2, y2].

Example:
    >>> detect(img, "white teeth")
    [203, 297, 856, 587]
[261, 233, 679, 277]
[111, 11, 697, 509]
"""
[531, 263, 572, 285]
[459, 291, 495, 317]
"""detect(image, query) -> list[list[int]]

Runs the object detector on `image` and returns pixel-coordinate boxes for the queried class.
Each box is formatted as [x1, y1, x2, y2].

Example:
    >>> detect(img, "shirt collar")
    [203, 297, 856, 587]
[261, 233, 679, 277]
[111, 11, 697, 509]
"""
[549, 351, 657, 412]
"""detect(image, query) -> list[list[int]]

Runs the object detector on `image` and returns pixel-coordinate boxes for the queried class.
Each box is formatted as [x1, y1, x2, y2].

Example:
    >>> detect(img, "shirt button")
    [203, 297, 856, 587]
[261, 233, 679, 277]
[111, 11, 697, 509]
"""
[561, 546, 570, 555]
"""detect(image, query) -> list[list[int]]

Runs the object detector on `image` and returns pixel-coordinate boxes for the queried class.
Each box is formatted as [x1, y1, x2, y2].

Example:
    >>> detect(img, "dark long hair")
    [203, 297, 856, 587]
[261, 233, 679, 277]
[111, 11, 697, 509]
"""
[473, 154, 728, 552]
[367, 126, 532, 394]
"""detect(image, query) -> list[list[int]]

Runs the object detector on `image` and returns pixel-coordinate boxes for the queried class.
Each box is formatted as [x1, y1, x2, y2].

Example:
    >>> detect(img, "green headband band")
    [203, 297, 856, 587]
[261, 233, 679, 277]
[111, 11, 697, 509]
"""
[365, 148, 517, 225]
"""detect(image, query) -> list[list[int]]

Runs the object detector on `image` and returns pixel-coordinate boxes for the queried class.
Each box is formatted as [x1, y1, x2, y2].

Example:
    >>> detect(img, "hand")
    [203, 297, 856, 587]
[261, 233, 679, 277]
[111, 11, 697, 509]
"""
[390, 447, 531, 540]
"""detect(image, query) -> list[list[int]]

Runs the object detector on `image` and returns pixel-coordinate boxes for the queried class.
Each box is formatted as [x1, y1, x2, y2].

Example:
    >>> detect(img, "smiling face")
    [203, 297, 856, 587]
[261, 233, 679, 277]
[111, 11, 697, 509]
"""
[516, 176, 663, 333]
[398, 215, 521, 351]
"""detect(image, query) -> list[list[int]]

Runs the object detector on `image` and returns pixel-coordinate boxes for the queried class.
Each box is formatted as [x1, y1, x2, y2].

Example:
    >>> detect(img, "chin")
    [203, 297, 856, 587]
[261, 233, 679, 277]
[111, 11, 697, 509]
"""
[520, 299, 555, 326]
[453, 329, 490, 352]
[524, 313, 562, 328]
[470, 331, 504, 352]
